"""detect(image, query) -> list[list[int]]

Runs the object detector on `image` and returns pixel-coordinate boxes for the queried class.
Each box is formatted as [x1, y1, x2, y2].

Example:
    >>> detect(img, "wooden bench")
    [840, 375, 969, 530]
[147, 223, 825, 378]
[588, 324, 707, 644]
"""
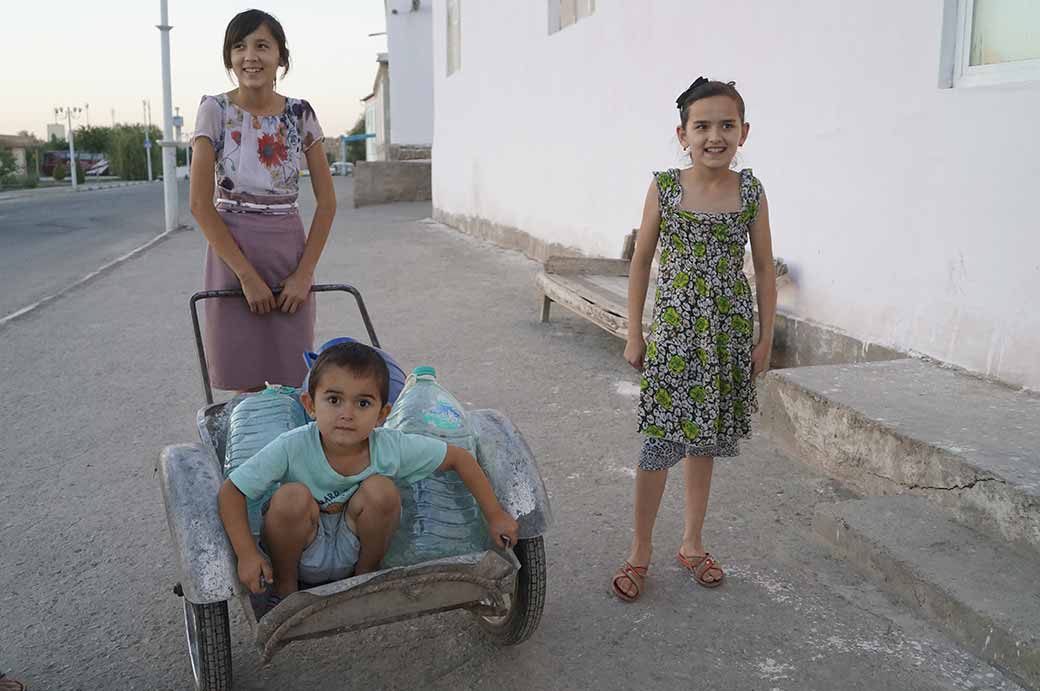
[537, 231, 787, 340]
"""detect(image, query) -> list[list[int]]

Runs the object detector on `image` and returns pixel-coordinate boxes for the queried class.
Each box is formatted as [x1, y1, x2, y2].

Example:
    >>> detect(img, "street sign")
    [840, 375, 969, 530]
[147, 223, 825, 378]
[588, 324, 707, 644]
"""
[144, 139, 153, 149]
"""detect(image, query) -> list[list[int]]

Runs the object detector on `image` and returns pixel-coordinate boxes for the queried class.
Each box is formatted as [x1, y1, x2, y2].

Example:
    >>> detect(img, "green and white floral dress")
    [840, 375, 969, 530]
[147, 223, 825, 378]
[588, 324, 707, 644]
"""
[637, 168, 763, 469]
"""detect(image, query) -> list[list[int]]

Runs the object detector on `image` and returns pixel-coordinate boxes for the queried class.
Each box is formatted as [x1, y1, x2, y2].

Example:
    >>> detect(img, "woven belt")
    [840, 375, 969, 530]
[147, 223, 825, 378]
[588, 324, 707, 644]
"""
[216, 198, 298, 214]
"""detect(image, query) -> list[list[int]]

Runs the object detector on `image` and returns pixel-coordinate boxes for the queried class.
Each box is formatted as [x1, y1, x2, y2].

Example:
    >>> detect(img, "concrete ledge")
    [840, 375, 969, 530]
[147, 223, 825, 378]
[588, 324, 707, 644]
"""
[815, 496, 1040, 688]
[769, 309, 904, 370]
[353, 161, 431, 207]
[761, 358, 1040, 554]
[432, 208, 582, 263]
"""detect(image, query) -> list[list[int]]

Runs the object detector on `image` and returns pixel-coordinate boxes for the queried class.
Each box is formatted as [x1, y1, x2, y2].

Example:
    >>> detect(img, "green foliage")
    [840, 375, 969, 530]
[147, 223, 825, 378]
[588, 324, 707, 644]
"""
[346, 115, 366, 163]
[75, 126, 113, 154]
[52, 160, 67, 181]
[109, 124, 162, 180]
[1, 174, 39, 190]
[49, 135, 69, 149]
[0, 149, 16, 178]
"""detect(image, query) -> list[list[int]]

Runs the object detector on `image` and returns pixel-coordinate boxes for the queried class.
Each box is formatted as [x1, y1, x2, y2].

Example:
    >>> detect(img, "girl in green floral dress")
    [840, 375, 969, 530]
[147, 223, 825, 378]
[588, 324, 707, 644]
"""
[612, 78, 777, 602]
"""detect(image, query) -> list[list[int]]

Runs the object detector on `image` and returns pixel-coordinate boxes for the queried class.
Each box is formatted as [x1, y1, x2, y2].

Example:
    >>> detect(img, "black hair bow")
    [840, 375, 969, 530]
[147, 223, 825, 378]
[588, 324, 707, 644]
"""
[675, 76, 710, 109]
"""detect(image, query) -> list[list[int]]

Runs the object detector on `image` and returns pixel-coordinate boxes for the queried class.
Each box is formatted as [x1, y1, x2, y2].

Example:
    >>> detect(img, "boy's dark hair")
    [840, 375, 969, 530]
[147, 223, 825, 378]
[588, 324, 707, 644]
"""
[223, 10, 290, 78]
[677, 78, 746, 128]
[308, 342, 390, 405]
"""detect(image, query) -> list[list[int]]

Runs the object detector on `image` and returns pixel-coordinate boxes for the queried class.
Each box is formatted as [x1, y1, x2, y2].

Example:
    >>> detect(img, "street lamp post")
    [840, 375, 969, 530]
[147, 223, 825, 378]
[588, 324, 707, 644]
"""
[158, 0, 180, 232]
[143, 99, 154, 182]
[54, 106, 82, 190]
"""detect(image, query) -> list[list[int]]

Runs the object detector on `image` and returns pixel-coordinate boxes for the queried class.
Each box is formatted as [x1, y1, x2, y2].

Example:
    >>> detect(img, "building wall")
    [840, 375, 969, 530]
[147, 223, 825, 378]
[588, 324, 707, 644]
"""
[431, 0, 1040, 389]
[364, 64, 391, 162]
[386, 0, 434, 148]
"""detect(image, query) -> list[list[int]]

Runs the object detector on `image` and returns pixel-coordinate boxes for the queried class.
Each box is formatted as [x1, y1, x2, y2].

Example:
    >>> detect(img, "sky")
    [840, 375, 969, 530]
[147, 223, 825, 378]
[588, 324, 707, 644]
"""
[2, 1, 388, 140]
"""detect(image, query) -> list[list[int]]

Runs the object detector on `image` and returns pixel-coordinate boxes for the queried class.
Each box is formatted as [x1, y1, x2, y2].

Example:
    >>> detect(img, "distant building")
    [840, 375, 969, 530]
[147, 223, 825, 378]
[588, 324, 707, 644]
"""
[362, 53, 390, 162]
[0, 134, 40, 175]
[46, 123, 65, 142]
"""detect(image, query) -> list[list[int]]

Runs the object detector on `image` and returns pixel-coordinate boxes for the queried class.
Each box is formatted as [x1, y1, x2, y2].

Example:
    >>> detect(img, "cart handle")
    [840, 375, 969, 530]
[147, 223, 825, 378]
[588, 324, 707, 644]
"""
[190, 283, 381, 405]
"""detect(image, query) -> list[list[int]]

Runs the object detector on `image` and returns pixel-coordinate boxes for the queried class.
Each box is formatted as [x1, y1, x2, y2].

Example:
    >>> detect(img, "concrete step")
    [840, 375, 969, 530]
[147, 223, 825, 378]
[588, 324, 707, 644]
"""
[815, 495, 1040, 689]
[760, 358, 1040, 555]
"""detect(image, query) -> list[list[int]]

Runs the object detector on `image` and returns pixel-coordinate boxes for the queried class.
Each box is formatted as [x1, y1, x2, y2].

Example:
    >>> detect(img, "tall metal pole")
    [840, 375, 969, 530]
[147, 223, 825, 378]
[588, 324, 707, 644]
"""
[143, 99, 154, 182]
[66, 109, 78, 191]
[158, 0, 179, 231]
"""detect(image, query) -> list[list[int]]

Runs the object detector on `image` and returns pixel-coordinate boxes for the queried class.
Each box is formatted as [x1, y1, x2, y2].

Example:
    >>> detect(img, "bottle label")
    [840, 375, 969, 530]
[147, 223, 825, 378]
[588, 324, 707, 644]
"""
[422, 397, 464, 430]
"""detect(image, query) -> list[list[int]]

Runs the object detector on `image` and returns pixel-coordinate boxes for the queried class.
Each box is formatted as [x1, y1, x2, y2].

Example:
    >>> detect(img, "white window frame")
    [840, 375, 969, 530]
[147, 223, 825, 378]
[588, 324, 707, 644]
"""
[548, 0, 595, 35]
[447, 0, 461, 77]
[940, 0, 1040, 88]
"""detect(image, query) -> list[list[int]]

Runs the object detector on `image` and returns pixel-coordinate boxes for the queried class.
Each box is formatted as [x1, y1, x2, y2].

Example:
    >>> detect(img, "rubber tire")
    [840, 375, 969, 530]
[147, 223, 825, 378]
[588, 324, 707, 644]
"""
[183, 600, 233, 691]
[476, 536, 546, 645]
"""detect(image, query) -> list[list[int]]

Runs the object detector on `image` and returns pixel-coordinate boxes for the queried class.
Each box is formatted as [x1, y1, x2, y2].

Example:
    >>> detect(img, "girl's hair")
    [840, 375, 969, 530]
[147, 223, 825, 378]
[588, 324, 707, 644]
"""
[677, 79, 746, 128]
[223, 10, 290, 78]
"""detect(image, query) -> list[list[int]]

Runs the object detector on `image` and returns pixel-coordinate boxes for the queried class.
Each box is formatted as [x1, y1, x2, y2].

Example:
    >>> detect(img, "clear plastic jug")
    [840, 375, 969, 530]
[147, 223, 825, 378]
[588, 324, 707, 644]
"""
[224, 384, 308, 535]
[382, 367, 490, 567]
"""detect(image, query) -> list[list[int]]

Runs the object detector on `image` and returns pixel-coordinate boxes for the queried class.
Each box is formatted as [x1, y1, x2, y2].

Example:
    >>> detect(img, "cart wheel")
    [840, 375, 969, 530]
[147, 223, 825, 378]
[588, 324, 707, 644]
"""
[183, 599, 232, 691]
[476, 536, 546, 645]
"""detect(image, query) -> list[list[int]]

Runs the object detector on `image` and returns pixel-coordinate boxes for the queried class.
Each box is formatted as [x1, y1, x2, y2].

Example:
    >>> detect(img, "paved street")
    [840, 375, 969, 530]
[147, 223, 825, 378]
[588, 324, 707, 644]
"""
[0, 178, 1025, 690]
[0, 181, 189, 318]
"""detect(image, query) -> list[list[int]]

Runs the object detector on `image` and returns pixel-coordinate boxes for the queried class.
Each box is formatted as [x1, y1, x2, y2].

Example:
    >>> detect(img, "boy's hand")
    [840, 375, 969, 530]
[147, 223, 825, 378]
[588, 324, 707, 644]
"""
[237, 551, 273, 594]
[488, 509, 520, 549]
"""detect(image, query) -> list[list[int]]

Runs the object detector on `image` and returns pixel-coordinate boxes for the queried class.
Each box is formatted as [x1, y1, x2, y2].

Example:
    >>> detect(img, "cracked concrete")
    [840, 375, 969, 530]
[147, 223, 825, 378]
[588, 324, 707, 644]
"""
[760, 359, 1040, 555]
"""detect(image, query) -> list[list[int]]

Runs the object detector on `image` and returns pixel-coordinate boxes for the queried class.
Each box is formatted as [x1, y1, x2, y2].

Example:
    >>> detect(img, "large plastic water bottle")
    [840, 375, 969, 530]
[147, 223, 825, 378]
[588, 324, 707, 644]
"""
[224, 384, 308, 535]
[382, 366, 490, 567]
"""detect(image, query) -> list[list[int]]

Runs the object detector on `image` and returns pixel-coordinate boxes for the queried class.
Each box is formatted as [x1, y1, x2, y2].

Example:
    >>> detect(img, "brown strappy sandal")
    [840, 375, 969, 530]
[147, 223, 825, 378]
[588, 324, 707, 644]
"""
[611, 561, 649, 602]
[0, 674, 26, 691]
[677, 551, 725, 588]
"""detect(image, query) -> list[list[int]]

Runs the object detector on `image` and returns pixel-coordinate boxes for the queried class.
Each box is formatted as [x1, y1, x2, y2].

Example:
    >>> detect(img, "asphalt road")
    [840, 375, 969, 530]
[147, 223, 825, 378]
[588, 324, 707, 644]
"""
[0, 178, 1024, 690]
[0, 181, 190, 318]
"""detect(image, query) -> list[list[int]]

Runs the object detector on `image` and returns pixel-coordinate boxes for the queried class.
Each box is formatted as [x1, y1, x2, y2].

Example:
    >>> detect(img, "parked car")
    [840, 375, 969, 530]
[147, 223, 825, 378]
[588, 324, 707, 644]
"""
[330, 161, 353, 176]
[85, 159, 110, 176]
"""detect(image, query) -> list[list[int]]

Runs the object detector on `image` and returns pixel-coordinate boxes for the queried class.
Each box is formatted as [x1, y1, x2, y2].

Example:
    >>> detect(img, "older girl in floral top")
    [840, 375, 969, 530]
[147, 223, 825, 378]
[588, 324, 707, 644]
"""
[190, 9, 336, 391]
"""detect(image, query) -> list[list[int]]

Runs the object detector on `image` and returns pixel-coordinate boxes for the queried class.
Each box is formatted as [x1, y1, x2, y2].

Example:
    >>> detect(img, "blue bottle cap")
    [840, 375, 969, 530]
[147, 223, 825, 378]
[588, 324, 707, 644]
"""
[413, 366, 437, 378]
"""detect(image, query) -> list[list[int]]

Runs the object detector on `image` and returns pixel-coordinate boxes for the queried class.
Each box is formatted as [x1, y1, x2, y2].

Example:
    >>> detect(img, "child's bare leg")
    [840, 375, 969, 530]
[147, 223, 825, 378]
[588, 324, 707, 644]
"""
[347, 475, 401, 575]
[261, 482, 319, 598]
[681, 456, 715, 558]
[625, 467, 669, 567]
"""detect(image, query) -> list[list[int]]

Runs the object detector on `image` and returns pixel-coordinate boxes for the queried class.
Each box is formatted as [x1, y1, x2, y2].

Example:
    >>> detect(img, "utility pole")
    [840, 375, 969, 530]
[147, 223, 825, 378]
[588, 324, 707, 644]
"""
[158, 0, 180, 232]
[84, 103, 90, 127]
[143, 99, 154, 182]
[54, 106, 82, 190]
[111, 108, 116, 126]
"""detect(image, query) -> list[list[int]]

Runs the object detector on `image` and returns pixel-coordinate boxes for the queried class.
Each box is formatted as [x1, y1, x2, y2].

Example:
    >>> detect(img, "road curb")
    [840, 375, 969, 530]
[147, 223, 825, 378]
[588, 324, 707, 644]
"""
[0, 180, 157, 203]
[0, 223, 193, 330]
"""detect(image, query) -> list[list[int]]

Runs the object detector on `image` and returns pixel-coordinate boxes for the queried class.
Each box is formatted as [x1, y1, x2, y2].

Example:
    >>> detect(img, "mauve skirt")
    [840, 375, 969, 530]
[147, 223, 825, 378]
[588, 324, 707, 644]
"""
[203, 209, 315, 390]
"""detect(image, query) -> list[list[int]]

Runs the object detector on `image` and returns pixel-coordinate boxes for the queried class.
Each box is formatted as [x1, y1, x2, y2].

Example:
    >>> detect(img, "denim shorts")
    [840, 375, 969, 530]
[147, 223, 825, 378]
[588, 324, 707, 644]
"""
[261, 509, 361, 585]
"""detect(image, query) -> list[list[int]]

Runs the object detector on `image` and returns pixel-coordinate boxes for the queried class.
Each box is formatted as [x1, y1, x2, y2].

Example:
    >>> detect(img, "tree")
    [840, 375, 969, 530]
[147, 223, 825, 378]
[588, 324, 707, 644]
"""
[346, 115, 366, 163]
[75, 126, 114, 154]
[0, 149, 17, 178]
[52, 160, 67, 181]
[108, 124, 163, 180]
[48, 134, 69, 150]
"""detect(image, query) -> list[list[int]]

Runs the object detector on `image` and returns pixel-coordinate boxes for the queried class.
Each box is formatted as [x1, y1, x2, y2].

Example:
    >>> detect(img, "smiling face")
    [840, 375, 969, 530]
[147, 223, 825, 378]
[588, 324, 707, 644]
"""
[228, 23, 284, 89]
[301, 364, 391, 453]
[677, 95, 750, 170]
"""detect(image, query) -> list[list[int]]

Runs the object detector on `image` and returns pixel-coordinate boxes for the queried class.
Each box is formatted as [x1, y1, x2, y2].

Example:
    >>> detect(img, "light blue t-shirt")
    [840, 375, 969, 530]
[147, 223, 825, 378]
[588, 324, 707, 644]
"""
[228, 423, 448, 509]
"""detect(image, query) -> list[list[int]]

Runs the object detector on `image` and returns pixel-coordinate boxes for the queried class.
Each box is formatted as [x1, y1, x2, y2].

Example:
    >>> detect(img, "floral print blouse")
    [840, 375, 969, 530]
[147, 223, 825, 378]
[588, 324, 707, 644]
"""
[192, 93, 324, 205]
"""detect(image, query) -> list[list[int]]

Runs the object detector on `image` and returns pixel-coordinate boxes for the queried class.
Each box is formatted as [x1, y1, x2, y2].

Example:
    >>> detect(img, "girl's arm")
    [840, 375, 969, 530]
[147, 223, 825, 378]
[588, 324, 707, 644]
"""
[748, 192, 777, 377]
[278, 145, 337, 314]
[189, 138, 276, 314]
[437, 445, 519, 548]
[624, 180, 662, 370]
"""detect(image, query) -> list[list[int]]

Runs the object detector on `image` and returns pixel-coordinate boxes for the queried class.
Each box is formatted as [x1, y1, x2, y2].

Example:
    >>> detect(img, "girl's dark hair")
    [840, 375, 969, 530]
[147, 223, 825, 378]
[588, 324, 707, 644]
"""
[308, 342, 390, 405]
[678, 80, 746, 128]
[223, 10, 290, 78]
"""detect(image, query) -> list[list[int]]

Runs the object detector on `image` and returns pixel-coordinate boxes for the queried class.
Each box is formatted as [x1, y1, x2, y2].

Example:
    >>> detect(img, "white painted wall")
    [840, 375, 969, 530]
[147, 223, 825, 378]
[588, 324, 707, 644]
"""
[431, 0, 1040, 389]
[386, 0, 434, 147]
